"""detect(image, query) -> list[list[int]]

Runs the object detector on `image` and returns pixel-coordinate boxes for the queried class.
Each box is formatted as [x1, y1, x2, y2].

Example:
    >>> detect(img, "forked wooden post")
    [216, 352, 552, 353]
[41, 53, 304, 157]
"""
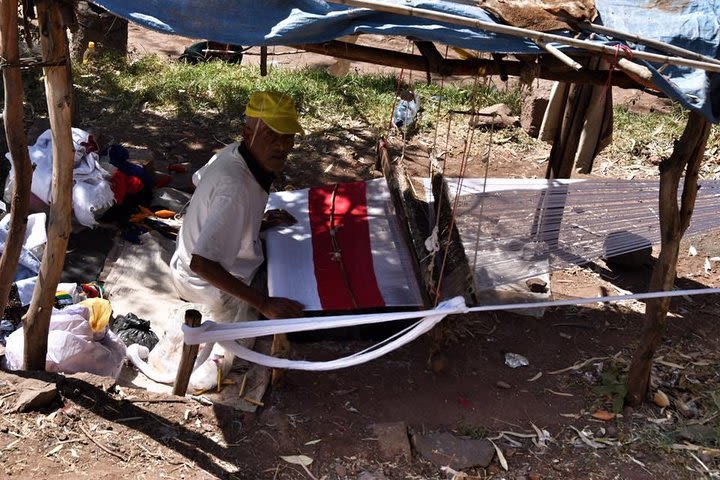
[23, 0, 75, 370]
[173, 309, 203, 396]
[625, 111, 711, 406]
[0, 0, 33, 318]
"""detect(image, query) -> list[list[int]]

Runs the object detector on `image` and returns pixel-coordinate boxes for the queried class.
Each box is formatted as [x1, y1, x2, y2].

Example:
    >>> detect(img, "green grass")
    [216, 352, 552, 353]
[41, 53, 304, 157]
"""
[72, 54, 522, 134]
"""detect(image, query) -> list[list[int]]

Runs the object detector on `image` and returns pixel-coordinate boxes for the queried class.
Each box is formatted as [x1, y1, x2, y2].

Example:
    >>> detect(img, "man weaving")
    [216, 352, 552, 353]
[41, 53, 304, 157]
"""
[170, 91, 304, 373]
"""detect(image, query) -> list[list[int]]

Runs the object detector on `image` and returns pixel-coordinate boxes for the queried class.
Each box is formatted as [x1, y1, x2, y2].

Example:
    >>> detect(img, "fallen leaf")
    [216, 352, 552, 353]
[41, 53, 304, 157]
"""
[570, 426, 606, 449]
[46, 444, 63, 456]
[689, 246, 698, 256]
[488, 439, 508, 470]
[705, 257, 712, 273]
[280, 455, 313, 467]
[592, 410, 616, 421]
[527, 372, 543, 382]
[304, 439, 322, 445]
[654, 390, 670, 408]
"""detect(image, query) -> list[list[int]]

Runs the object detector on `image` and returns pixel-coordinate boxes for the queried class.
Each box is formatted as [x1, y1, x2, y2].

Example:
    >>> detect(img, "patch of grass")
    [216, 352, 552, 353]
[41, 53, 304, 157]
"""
[636, 427, 675, 452]
[608, 104, 687, 165]
[74, 53, 522, 134]
[455, 424, 489, 439]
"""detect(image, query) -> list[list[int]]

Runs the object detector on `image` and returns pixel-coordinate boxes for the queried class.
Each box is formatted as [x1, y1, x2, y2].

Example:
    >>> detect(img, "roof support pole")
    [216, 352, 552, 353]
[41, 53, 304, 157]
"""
[0, 0, 33, 318]
[23, 0, 74, 370]
[626, 111, 710, 406]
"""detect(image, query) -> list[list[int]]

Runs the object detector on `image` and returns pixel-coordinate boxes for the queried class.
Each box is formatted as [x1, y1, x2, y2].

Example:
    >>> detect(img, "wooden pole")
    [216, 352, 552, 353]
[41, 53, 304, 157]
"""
[23, 0, 75, 371]
[296, 40, 643, 89]
[260, 45, 268, 76]
[327, 0, 720, 74]
[173, 309, 202, 396]
[0, 0, 33, 318]
[625, 111, 711, 406]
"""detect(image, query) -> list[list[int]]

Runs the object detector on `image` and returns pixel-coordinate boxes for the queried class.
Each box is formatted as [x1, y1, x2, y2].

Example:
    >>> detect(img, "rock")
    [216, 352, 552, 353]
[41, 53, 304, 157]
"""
[469, 104, 518, 130]
[675, 425, 716, 445]
[525, 277, 548, 293]
[521, 89, 550, 138]
[357, 470, 387, 480]
[412, 432, 494, 470]
[496, 381, 512, 389]
[10, 378, 57, 413]
[371, 422, 411, 461]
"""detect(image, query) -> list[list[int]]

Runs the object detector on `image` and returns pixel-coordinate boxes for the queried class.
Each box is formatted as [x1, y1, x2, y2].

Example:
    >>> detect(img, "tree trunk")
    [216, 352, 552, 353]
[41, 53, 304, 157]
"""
[23, 0, 75, 371]
[0, 0, 33, 318]
[625, 111, 711, 406]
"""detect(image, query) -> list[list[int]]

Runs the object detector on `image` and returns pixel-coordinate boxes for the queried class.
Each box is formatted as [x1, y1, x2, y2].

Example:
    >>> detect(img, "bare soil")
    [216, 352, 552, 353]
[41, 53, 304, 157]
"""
[1, 25, 719, 480]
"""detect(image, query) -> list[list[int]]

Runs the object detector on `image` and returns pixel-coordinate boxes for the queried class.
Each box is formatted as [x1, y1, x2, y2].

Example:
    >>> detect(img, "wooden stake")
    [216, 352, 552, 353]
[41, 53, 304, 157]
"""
[626, 111, 711, 406]
[260, 45, 268, 76]
[173, 309, 202, 396]
[0, 0, 33, 318]
[23, 0, 75, 371]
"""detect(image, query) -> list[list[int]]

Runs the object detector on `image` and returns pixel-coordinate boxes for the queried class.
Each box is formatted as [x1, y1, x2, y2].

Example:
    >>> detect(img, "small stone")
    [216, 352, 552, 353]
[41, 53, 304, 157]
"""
[10, 379, 57, 413]
[496, 381, 512, 389]
[371, 422, 411, 461]
[357, 470, 387, 480]
[529, 474, 542, 480]
[335, 464, 347, 477]
[525, 277, 548, 293]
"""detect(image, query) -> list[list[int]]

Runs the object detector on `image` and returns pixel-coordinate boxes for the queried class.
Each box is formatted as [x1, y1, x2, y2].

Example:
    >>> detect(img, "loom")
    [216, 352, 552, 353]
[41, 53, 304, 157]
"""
[264, 176, 720, 312]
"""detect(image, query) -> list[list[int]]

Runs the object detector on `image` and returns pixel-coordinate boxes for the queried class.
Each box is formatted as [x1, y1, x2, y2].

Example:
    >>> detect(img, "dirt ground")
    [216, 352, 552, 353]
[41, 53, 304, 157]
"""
[1, 25, 720, 480]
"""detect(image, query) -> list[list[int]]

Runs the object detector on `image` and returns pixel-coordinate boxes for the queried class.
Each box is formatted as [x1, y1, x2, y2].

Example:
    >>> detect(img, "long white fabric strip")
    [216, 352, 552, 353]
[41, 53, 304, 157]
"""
[180, 287, 720, 371]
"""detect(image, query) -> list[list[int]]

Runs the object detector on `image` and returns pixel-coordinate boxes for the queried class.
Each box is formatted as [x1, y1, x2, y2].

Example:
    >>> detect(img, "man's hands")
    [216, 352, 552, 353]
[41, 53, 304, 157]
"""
[190, 255, 304, 319]
[259, 296, 304, 319]
[261, 209, 297, 231]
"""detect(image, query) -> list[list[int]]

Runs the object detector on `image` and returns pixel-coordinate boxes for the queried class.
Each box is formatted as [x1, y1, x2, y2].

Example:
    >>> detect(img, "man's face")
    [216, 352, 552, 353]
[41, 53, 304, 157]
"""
[244, 118, 296, 173]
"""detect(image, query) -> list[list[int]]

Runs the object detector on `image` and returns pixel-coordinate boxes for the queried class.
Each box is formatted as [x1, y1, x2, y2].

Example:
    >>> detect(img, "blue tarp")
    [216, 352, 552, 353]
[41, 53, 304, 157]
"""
[91, 1, 720, 122]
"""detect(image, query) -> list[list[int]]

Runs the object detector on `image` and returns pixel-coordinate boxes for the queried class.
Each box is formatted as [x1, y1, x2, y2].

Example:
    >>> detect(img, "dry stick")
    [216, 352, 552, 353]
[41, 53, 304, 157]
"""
[79, 425, 128, 462]
[537, 40, 582, 70]
[0, 1, 32, 321]
[24, 0, 75, 370]
[173, 309, 203, 396]
[327, 0, 720, 73]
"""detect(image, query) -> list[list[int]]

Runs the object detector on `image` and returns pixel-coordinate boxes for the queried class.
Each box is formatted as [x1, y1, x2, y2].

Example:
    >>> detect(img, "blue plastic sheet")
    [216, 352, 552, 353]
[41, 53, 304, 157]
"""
[90, 0, 720, 122]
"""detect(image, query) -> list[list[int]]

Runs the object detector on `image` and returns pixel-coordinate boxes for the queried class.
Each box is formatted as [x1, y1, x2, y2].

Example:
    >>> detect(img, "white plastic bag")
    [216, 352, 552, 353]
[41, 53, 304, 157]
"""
[3, 305, 127, 379]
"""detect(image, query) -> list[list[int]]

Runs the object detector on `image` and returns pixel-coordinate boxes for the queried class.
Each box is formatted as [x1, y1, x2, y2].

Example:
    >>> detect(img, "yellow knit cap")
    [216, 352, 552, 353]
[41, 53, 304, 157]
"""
[245, 91, 304, 135]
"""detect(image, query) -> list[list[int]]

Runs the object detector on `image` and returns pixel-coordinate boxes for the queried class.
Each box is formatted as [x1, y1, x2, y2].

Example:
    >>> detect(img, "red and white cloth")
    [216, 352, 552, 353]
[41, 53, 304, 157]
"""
[266, 179, 423, 311]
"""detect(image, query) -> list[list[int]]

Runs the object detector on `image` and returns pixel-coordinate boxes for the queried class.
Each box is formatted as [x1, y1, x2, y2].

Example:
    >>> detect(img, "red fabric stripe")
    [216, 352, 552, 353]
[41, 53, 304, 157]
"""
[308, 182, 385, 310]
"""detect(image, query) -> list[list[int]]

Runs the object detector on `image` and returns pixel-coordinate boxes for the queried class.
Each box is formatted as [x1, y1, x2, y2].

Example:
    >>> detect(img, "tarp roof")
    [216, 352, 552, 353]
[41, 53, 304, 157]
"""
[91, 1, 720, 123]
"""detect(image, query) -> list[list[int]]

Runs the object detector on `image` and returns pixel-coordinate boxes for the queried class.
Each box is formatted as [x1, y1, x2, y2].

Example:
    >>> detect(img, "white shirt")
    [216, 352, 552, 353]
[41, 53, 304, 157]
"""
[170, 142, 268, 304]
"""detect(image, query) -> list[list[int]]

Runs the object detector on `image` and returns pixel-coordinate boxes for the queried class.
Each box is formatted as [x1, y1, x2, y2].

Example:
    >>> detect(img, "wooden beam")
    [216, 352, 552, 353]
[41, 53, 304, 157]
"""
[23, 0, 75, 371]
[173, 309, 202, 396]
[294, 40, 643, 88]
[625, 111, 711, 406]
[0, 0, 33, 318]
[376, 139, 433, 307]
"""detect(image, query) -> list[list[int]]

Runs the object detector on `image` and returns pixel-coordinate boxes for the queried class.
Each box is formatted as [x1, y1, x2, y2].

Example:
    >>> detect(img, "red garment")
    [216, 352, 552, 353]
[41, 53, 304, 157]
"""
[111, 170, 145, 204]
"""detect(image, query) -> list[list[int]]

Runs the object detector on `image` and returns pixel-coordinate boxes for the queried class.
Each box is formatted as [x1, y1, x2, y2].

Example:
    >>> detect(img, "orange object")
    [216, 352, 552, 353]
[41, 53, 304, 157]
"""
[154, 209, 176, 219]
[591, 410, 616, 421]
